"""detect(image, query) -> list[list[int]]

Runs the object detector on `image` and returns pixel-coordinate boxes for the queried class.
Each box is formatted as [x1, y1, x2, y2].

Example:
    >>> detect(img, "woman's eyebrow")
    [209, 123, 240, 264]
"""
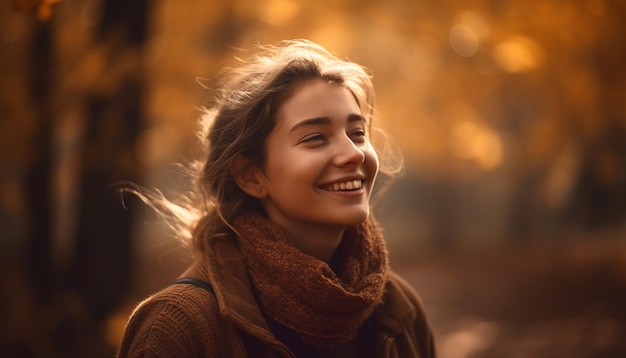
[347, 113, 366, 124]
[289, 117, 331, 134]
[290, 113, 366, 134]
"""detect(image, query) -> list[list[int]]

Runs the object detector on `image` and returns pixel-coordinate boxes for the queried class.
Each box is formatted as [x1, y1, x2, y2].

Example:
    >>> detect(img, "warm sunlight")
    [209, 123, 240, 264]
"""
[493, 36, 543, 73]
[452, 120, 503, 170]
[4, 0, 626, 357]
[256, 0, 301, 26]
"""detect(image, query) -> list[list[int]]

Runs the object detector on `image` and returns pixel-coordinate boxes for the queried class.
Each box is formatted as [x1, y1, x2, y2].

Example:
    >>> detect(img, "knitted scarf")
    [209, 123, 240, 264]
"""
[232, 212, 388, 349]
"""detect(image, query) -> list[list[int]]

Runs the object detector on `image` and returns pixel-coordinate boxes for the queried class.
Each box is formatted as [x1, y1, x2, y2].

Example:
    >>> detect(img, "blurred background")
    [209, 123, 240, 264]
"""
[1, 0, 626, 357]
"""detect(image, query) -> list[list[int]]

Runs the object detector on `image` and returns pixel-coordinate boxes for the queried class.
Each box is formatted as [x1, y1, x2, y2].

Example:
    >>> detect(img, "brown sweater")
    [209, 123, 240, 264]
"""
[118, 234, 436, 357]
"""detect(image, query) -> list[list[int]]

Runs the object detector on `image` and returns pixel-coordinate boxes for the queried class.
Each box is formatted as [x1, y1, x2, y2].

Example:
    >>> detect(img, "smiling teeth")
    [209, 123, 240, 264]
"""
[326, 180, 363, 191]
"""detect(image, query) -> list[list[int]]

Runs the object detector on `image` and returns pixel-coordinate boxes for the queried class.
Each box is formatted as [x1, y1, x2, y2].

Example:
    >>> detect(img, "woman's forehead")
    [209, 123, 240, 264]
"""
[273, 80, 361, 127]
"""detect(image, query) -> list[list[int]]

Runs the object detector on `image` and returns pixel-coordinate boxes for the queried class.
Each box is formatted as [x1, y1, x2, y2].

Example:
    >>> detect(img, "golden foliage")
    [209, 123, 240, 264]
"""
[14, 0, 60, 21]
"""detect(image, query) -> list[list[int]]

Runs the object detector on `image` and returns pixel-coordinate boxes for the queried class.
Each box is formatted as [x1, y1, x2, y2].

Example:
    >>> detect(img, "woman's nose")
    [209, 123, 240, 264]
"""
[333, 135, 366, 167]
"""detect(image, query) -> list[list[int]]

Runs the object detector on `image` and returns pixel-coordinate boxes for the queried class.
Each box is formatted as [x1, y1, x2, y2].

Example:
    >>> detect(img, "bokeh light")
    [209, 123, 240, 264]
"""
[2, 0, 626, 357]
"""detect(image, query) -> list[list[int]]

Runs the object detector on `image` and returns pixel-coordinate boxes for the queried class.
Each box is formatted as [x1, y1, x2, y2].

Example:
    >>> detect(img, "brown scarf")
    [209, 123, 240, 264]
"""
[233, 212, 388, 349]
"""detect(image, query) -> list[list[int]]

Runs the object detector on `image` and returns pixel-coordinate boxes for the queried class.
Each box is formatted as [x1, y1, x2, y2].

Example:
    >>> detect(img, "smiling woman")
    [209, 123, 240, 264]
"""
[117, 39, 436, 358]
[242, 79, 380, 262]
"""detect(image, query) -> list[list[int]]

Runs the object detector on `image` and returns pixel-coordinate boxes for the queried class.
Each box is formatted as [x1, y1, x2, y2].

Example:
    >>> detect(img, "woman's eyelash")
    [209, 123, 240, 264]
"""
[301, 130, 366, 144]
[303, 134, 325, 142]
[351, 130, 367, 139]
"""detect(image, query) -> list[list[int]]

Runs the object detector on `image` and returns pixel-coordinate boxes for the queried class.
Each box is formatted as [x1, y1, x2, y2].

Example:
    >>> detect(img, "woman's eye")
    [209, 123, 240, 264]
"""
[350, 130, 366, 142]
[302, 134, 325, 143]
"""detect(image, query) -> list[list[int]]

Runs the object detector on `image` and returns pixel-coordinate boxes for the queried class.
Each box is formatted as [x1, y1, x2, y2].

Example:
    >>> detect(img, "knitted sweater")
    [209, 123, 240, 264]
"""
[118, 234, 436, 357]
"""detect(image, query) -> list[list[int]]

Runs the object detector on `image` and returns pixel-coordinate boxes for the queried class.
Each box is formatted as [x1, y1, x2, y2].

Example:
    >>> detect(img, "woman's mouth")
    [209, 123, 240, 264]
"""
[322, 180, 363, 192]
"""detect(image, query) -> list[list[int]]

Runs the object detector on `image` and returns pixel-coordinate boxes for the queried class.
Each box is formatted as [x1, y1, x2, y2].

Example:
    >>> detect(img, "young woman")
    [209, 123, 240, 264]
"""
[118, 39, 436, 358]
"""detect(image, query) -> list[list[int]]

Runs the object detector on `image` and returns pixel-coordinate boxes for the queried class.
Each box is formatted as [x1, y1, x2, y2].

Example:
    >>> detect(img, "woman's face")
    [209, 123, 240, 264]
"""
[255, 79, 379, 235]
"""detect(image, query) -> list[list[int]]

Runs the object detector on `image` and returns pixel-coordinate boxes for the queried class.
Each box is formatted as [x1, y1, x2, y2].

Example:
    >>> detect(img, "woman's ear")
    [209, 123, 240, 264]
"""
[230, 155, 267, 199]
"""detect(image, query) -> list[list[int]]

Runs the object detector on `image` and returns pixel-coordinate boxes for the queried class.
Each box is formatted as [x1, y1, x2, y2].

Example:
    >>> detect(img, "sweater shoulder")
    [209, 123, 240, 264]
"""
[384, 270, 437, 358]
[134, 281, 220, 322]
[378, 270, 432, 334]
[387, 270, 424, 307]
[118, 282, 221, 357]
